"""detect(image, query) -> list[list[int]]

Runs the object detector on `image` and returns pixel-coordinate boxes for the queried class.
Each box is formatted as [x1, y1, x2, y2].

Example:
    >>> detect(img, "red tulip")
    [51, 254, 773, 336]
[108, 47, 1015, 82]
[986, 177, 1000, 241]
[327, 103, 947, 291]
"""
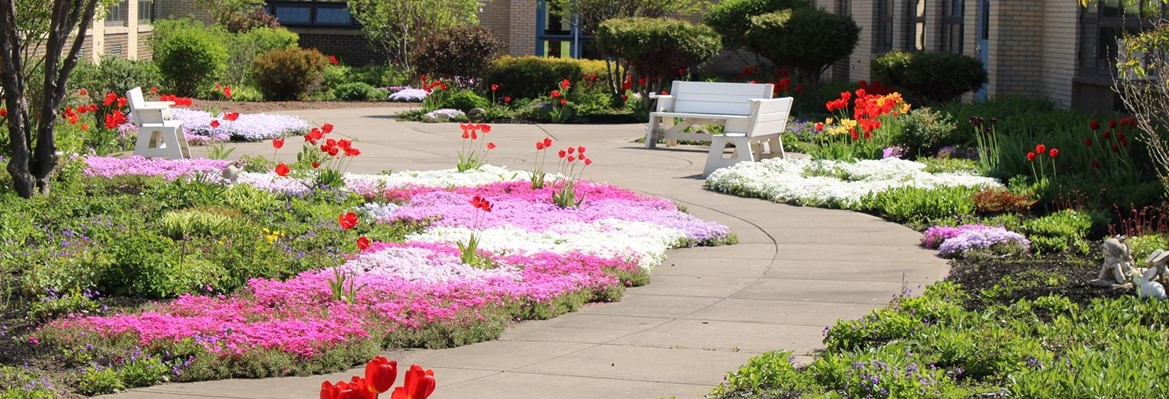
[210, 120, 220, 128]
[1110, 119, 1118, 128]
[224, 112, 240, 121]
[487, 142, 496, 150]
[0, 108, 7, 118]
[275, 163, 290, 176]
[815, 122, 824, 131]
[558, 150, 566, 159]
[577, 146, 585, 154]
[223, 86, 233, 98]
[491, 84, 499, 91]
[559, 98, 567, 105]
[391, 365, 435, 399]
[1103, 131, 1112, 140]
[1085, 137, 1093, 147]
[273, 138, 285, 149]
[503, 96, 511, 103]
[329, 55, 340, 65]
[543, 138, 552, 147]
[536, 142, 545, 150]
[321, 381, 339, 399]
[356, 236, 371, 251]
[560, 79, 570, 89]
[566, 147, 574, 155]
[1049, 148, 1059, 158]
[365, 356, 397, 393]
[339, 212, 359, 230]
[1026, 152, 1037, 161]
[551, 90, 560, 98]
[479, 124, 492, 134]
[567, 155, 576, 163]
[584, 158, 592, 166]
[323, 123, 334, 134]
[1035, 144, 1046, 154]
[312, 162, 321, 169]
[79, 88, 88, 96]
[1090, 119, 1100, 130]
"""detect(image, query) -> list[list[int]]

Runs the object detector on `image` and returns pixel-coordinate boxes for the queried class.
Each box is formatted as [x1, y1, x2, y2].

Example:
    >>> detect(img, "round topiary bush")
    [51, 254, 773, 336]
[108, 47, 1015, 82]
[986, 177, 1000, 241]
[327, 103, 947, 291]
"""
[704, 0, 809, 50]
[437, 89, 490, 112]
[250, 47, 330, 101]
[745, 8, 859, 87]
[152, 28, 229, 96]
[413, 25, 503, 81]
[872, 50, 987, 104]
[485, 56, 608, 100]
[332, 82, 381, 101]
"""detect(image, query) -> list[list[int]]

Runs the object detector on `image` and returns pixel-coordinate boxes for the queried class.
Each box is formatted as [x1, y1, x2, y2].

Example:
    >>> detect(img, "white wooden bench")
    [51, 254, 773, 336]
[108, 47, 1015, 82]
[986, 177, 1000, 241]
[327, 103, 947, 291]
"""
[127, 87, 190, 159]
[645, 81, 774, 148]
[703, 97, 793, 176]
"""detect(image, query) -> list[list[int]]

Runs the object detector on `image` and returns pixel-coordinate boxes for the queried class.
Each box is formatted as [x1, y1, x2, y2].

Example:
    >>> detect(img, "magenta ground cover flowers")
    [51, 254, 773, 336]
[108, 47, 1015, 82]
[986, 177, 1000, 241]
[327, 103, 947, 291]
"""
[40, 242, 640, 358]
[922, 224, 1030, 258]
[83, 156, 231, 180]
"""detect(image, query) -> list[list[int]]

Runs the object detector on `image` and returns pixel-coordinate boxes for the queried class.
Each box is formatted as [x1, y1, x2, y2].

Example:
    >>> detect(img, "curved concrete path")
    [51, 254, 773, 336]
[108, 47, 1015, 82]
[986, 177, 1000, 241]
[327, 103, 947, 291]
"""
[103, 108, 948, 399]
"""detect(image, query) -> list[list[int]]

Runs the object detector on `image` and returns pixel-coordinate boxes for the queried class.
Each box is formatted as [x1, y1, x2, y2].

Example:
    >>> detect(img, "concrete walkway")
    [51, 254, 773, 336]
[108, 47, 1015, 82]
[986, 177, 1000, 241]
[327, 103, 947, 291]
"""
[104, 108, 948, 399]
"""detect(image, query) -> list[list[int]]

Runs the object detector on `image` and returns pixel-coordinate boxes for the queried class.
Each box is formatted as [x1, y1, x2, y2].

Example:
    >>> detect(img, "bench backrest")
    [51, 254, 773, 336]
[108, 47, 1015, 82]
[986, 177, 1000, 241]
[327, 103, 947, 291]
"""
[745, 97, 794, 138]
[126, 86, 167, 125]
[670, 81, 775, 115]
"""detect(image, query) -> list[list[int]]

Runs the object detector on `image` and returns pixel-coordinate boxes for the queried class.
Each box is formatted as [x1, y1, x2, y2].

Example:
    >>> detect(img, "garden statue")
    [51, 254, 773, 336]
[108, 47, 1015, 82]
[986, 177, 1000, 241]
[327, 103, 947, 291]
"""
[1090, 236, 1136, 287]
[221, 161, 244, 184]
[1135, 266, 1167, 300]
[1146, 249, 1169, 281]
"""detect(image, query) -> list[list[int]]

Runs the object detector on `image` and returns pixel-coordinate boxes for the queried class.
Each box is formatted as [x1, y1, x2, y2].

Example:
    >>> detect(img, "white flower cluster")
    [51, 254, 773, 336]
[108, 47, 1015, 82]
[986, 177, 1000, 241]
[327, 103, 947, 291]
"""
[706, 157, 1001, 208]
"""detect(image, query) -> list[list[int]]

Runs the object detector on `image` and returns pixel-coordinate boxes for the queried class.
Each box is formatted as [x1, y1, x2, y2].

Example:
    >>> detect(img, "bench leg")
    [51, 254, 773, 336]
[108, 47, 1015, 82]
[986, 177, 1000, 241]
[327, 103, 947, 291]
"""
[646, 117, 659, 149]
[704, 135, 756, 176]
[766, 135, 786, 159]
[134, 125, 188, 160]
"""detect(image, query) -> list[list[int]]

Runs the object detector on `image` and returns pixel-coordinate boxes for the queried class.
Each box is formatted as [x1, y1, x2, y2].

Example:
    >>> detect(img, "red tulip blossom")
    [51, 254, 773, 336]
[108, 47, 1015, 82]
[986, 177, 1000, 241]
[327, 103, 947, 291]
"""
[543, 138, 552, 147]
[559, 98, 567, 106]
[1035, 144, 1046, 154]
[1026, 152, 1037, 161]
[328, 55, 339, 65]
[339, 212, 359, 230]
[1085, 137, 1093, 147]
[551, 90, 560, 98]
[79, 88, 88, 96]
[560, 79, 570, 89]
[391, 365, 436, 399]
[210, 120, 220, 129]
[149, 87, 159, 94]
[1048, 148, 1059, 158]
[275, 163, 290, 176]
[365, 356, 396, 392]
[487, 142, 496, 150]
[471, 195, 493, 212]
[224, 112, 240, 122]
[273, 138, 285, 149]
[503, 96, 511, 103]
[1090, 119, 1100, 130]
[491, 84, 499, 91]
[323, 123, 334, 134]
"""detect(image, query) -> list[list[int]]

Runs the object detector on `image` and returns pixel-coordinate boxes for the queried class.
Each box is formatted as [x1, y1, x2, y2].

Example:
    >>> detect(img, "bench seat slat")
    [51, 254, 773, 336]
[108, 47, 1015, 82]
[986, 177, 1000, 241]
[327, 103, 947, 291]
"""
[650, 112, 751, 120]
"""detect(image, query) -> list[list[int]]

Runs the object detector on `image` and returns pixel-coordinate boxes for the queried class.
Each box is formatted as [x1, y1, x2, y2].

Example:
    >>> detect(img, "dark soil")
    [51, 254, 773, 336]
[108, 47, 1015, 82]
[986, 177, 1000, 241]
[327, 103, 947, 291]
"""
[946, 253, 1129, 310]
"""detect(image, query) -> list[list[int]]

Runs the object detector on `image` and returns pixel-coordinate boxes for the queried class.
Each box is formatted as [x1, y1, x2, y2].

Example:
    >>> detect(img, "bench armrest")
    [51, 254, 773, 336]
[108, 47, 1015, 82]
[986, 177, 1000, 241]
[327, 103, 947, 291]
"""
[651, 95, 675, 112]
[143, 101, 176, 107]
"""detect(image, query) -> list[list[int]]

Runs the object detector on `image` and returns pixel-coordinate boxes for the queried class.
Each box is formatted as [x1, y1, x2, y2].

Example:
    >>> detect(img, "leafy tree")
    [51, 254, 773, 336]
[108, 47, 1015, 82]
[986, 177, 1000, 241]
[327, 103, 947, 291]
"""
[703, 0, 808, 51]
[345, 0, 479, 70]
[595, 17, 722, 108]
[193, 0, 265, 28]
[548, 0, 707, 36]
[0, 0, 122, 197]
[745, 8, 859, 93]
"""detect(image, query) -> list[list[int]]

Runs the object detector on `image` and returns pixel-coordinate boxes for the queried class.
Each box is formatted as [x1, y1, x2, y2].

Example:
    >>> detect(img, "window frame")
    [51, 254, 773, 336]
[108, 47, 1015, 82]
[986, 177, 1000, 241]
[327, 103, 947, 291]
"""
[874, 0, 894, 53]
[940, 0, 964, 54]
[265, 1, 357, 28]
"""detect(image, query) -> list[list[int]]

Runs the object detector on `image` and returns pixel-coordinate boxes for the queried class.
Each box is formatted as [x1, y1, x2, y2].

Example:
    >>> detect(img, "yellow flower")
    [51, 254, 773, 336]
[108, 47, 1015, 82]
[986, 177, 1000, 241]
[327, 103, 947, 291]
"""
[841, 119, 858, 129]
[824, 117, 834, 125]
[263, 230, 284, 244]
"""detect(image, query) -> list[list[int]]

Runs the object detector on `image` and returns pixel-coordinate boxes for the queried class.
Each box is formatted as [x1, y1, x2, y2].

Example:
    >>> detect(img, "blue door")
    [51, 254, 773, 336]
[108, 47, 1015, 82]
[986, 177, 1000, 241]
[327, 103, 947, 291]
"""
[975, 0, 990, 101]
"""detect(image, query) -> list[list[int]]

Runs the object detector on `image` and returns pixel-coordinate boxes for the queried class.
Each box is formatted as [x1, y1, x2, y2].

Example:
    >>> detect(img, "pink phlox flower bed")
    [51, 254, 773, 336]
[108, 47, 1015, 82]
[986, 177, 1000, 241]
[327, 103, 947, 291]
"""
[40, 242, 640, 359]
[83, 156, 231, 180]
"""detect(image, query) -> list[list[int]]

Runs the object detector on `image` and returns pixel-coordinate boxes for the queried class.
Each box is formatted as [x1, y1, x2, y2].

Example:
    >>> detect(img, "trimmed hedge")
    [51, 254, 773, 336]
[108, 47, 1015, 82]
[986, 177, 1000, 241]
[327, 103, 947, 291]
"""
[485, 56, 608, 99]
[745, 8, 859, 83]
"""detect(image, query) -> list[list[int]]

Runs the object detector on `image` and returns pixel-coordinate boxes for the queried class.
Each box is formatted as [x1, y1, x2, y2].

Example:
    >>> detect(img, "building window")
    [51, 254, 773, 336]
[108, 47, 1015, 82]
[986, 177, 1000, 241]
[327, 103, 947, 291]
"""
[536, 0, 595, 59]
[105, 0, 128, 27]
[874, 0, 894, 53]
[138, 0, 154, 24]
[905, 0, 926, 51]
[940, 0, 963, 53]
[836, 0, 850, 15]
[266, 1, 356, 28]
[1079, 0, 1168, 79]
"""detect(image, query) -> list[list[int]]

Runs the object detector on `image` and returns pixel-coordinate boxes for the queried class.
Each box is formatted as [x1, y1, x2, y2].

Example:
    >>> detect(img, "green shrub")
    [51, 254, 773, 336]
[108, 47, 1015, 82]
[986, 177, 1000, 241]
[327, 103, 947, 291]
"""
[331, 82, 381, 101]
[228, 26, 299, 85]
[704, 0, 809, 50]
[709, 350, 819, 399]
[413, 24, 503, 81]
[159, 209, 233, 240]
[486, 56, 609, 100]
[437, 89, 490, 112]
[1021, 209, 1093, 254]
[873, 50, 987, 105]
[71, 57, 163, 98]
[250, 47, 330, 100]
[745, 8, 859, 85]
[0, 366, 57, 398]
[890, 107, 959, 157]
[152, 26, 229, 96]
[595, 17, 722, 85]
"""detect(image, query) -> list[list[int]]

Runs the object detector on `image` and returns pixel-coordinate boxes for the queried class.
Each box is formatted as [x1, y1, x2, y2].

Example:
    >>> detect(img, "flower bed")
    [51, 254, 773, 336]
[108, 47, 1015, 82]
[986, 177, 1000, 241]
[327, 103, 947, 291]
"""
[172, 108, 310, 142]
[705, 157, 999, 208]
[36, 159, 731, 382]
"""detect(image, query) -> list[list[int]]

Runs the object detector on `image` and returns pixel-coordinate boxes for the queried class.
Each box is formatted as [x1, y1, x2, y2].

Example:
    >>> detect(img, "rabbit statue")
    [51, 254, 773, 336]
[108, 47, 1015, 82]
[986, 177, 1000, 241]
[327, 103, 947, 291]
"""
[1136, 267, 1166, 300]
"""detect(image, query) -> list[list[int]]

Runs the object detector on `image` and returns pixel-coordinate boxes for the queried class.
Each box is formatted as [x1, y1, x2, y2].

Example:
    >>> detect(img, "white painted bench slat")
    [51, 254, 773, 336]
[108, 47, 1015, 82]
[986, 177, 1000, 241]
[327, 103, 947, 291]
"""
[645, 81, 774, 149]
[703, 97, 794, 176]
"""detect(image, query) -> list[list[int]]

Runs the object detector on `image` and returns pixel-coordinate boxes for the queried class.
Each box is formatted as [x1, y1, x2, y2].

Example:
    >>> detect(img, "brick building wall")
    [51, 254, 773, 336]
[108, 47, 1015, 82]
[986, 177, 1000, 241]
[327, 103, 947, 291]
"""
[1040, 0, 1077, 108]
[480, 0, 513, 55]
[508, 0, 537, 56]
[849, 2, 874, 84]
[989, 1, 1043, 98]
[159, 0, 213, 23]
[297, 30, 383, 66]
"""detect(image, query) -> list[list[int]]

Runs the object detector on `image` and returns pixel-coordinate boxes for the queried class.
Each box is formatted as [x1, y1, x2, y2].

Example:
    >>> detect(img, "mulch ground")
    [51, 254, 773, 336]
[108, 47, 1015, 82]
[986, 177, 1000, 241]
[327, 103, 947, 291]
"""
[946, 253, 1128, 309]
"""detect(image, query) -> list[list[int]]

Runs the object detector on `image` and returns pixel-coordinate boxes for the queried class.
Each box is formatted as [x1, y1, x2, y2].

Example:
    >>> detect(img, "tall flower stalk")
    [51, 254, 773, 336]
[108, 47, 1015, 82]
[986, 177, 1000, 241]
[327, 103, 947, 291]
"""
[456, 123, 495, 172]
[531, 137, 554, 189]
[972, 116, 1000, 176]
[551, 145, 592, 208]
[459, 195, 493, 268]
